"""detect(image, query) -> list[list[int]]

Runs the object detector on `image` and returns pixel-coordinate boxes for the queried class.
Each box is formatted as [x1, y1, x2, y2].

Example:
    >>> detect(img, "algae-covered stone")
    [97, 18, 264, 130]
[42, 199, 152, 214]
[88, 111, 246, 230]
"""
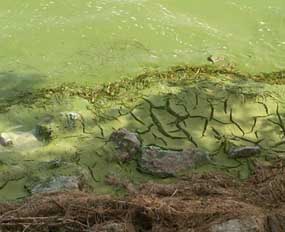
[60, 112, 85, 131]
[40, 159, 64, 169]
[229, 146, 261, 159]
[31, 176, 80, 194]
[110, 128, 141, 162]
[35, 112, 85, 141]
[34, 115, 57, 141]
[138, 146, 209, 177]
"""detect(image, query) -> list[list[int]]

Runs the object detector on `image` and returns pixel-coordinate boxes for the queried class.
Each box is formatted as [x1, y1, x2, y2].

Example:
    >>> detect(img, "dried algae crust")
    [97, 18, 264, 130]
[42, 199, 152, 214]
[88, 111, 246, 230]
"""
[0, 65, 285, 201]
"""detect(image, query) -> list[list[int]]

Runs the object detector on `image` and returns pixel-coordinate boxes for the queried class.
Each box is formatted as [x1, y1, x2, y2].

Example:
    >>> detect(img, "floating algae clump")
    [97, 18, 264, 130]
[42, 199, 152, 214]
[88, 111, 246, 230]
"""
[0, 65, 285, 200]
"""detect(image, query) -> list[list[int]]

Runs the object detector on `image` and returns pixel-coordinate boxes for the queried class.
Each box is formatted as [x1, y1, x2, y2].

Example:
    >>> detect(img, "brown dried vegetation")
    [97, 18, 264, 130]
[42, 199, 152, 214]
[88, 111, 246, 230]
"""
[0, 160, 285, 231]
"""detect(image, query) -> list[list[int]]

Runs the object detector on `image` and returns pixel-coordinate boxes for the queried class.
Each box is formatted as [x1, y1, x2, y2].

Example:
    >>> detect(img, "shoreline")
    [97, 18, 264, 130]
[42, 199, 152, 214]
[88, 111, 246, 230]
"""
[0, 64, 285, 204]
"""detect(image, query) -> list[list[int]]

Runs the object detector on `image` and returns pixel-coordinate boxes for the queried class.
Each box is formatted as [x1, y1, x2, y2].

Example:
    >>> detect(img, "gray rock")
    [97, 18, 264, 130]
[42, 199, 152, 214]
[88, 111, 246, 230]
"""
[210, 217, 264, 232]
[110, 128, 141, 162]
[31, 176, 80, 194]
[207, 55, 225, 64]
[92, 223, 128, 232]
[229, 146, 261, 159]
[60, 112, 85, 131]
[138, 146, 209, 177]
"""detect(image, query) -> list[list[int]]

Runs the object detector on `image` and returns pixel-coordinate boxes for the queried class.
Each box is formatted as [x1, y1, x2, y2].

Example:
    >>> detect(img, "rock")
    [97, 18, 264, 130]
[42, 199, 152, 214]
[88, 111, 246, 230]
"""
[0, 133, 13, 147]
[210, 217, 265, 232]
[31, 176, 80, 194]
[138, 146, 209, 177]
[34, 115, 56, 141]
[0, 131, 41, 150]
[110, 128, 141, 162]
[229, 146, 261, 159]
[207, 55, 225, 64]
[92, 223, 130, 232]
[35, 112, 85, 141]
[60, 112, 85, 131]
[40, 159, 64, 170]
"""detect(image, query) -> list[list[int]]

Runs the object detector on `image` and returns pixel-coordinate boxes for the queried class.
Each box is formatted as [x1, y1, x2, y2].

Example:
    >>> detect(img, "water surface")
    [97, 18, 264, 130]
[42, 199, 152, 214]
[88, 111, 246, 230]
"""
[0, 0, 284, 91]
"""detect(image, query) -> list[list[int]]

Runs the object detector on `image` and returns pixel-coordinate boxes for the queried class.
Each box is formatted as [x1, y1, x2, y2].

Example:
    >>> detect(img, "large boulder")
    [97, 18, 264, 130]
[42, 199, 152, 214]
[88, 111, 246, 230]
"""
[138, 146, 209, 177]
[110, 128, 141, 162]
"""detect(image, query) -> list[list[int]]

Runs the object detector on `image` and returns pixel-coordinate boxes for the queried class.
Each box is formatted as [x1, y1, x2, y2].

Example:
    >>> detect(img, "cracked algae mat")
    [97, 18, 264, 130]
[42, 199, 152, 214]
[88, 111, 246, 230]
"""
[0, 65, 285, 201]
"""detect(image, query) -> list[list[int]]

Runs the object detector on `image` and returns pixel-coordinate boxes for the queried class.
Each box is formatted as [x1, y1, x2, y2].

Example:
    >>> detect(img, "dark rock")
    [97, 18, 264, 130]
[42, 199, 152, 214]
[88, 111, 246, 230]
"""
[35, 112, 85, 141]
[210, 217, 265, 232]
[34, 115, 56, 141]
[138, 146, 209, 177]
[228, 146, 261, 159]
[40, 159, 64, 169]
[110, 128, 141, 162]
[31, 176, 80, 194]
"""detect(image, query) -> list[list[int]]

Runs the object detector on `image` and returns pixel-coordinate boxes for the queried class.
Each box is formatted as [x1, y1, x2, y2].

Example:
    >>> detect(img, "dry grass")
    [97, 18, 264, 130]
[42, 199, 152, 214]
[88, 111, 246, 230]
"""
[0, 160, 284, 231]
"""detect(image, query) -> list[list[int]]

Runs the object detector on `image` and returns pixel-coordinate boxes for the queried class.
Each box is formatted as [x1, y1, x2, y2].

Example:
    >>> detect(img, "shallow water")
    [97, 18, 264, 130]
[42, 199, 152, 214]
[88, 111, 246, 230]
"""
[0, 0, 284, 91]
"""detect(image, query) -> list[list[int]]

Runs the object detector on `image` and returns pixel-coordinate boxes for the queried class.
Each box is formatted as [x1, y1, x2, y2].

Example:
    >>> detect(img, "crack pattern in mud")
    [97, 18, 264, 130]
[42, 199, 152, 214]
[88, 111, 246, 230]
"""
[1, 65, 285, 199]
[97, 85, 285, 155]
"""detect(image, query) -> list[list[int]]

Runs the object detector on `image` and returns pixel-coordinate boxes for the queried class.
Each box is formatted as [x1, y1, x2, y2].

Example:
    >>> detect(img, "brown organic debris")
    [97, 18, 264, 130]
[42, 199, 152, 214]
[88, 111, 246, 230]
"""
[0, 161, 284, 231]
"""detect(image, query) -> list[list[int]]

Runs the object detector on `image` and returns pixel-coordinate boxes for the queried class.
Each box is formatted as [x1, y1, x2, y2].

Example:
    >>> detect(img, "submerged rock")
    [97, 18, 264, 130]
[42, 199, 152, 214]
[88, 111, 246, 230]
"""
[210, 217, 264, 232]
[229, 146, 261, 159]
[31, 176, 80, 194]
[138, 146, 209, 177]
[110, 128, 141, 162]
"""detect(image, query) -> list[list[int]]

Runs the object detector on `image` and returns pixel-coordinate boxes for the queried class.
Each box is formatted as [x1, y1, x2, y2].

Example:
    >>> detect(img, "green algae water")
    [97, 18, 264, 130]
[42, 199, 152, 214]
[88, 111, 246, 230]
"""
[0, 0, 284, 88]
[0, 1, 285, 201]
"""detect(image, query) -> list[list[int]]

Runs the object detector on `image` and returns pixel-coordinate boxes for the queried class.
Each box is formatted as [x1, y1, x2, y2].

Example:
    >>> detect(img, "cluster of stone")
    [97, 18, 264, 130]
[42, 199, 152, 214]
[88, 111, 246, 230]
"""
[110, 128, 209, 177]
[110, 128, 263, 177]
